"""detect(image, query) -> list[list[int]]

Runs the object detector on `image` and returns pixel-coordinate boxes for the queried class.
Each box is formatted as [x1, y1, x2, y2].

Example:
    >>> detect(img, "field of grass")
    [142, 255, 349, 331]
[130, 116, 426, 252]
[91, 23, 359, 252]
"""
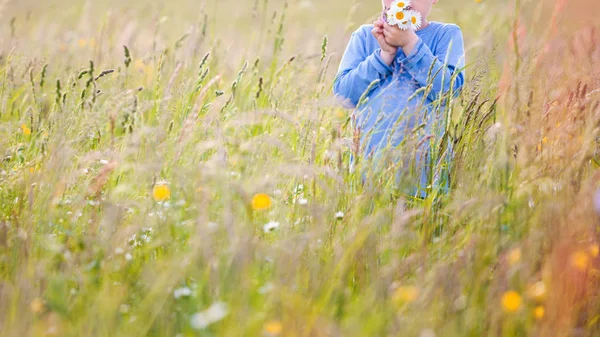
[1, 0, 600, 336]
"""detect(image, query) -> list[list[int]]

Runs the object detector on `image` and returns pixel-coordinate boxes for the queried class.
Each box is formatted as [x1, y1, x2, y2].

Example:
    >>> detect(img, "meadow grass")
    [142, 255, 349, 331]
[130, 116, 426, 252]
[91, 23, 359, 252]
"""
[1, 0, 599, 336]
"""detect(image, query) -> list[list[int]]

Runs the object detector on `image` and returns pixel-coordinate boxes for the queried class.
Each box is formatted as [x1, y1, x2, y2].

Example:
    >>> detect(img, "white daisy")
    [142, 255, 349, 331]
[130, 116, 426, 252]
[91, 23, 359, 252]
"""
[391, 0, 411, 11]
[297, 198, 308, 206]
[263, 221, 280, 233]
[387, 8, 411, 30]
[386, 7, 405, 26]
[396, 19, 411, 30]
[335, 211, 344, 220]
[406, 10, 422, 31]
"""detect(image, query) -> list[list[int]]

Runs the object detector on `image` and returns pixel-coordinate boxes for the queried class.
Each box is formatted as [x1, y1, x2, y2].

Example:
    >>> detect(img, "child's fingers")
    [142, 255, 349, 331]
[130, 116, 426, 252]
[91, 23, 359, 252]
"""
[372, 29, 385, 42]
[376, 34, 389, 46]
[383, 24, 396, 35]
[383, 22, 399, 32]
[371, 28, 381, 38]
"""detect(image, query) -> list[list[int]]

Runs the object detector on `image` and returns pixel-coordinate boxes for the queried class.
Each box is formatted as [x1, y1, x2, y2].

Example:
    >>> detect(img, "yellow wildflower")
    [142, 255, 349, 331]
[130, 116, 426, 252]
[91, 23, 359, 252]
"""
[507, 248, 521, 266]
[502, 291, 521, 313]
[30, 298, 45, 314]
[251, 193, 272, 210]
[21, 124, 31, 136]
[570, 250, 590, 271]
[589, 244, 599, 258]
[153, 183, 171, 202]
[263, 320, 283, 335]
[393, 285, 419, 304]
[534, 306, 545, 320]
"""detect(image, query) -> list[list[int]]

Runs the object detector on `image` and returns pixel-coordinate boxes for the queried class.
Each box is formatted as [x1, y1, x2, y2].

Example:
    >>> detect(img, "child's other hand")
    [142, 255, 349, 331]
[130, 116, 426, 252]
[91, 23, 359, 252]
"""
[372, 19, 397, 65]
[383, 22, 419, 54]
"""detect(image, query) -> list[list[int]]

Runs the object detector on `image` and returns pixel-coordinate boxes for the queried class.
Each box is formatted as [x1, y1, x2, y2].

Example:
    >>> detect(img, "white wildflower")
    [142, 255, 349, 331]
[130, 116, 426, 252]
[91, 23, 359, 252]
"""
[258, 282, 274, 294]
[190, 302, 229, 330]
[293, 184, 304, 195]
[406, 10, 422, 30]
[453, 295, 467, 310]
[391, 0, 411, 10]
[335, 211, 344, 219]
[173, 287, 192, 299]
[420, 328, 436, 337]
[125, 253, 133, 261]
[263, 221, 280, 233]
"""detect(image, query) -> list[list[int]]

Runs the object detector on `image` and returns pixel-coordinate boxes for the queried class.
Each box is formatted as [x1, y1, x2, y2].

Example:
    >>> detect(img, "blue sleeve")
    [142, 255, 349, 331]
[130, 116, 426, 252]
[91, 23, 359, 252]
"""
[333, 26, 394, 108]
[399, 26, 465, 102]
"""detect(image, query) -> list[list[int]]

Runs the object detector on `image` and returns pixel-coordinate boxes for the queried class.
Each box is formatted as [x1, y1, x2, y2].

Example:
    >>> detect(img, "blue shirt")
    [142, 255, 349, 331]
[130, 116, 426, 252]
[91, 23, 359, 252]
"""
[333, 21, 465, 198]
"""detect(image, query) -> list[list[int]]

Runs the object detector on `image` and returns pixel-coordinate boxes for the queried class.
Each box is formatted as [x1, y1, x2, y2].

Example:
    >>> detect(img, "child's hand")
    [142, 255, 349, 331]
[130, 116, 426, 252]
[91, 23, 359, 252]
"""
[372, 20, 397, 66]
[382, 22, 419, 55]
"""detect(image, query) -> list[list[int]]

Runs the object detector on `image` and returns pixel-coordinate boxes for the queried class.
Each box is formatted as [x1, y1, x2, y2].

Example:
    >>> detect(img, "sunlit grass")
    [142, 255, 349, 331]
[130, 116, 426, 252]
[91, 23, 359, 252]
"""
[0, 0, 599, 336]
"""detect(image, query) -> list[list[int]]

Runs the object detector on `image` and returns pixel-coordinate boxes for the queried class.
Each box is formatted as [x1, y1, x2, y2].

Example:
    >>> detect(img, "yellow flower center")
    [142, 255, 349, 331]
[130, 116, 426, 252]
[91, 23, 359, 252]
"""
[397, 2, 405, 7]
[251, 193, 272, 210]
[411, 17, 417, 24]
[395, 12, 405, 20]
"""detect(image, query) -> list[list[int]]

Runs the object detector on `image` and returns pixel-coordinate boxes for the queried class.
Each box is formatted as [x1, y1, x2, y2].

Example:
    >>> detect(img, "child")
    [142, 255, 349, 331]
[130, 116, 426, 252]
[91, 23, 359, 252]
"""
[333, 0, 465, 199]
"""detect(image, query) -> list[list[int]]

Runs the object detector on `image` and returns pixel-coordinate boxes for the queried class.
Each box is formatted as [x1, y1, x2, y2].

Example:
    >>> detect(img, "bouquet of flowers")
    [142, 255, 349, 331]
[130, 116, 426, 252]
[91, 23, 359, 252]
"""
[381, 0, 422, 31]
